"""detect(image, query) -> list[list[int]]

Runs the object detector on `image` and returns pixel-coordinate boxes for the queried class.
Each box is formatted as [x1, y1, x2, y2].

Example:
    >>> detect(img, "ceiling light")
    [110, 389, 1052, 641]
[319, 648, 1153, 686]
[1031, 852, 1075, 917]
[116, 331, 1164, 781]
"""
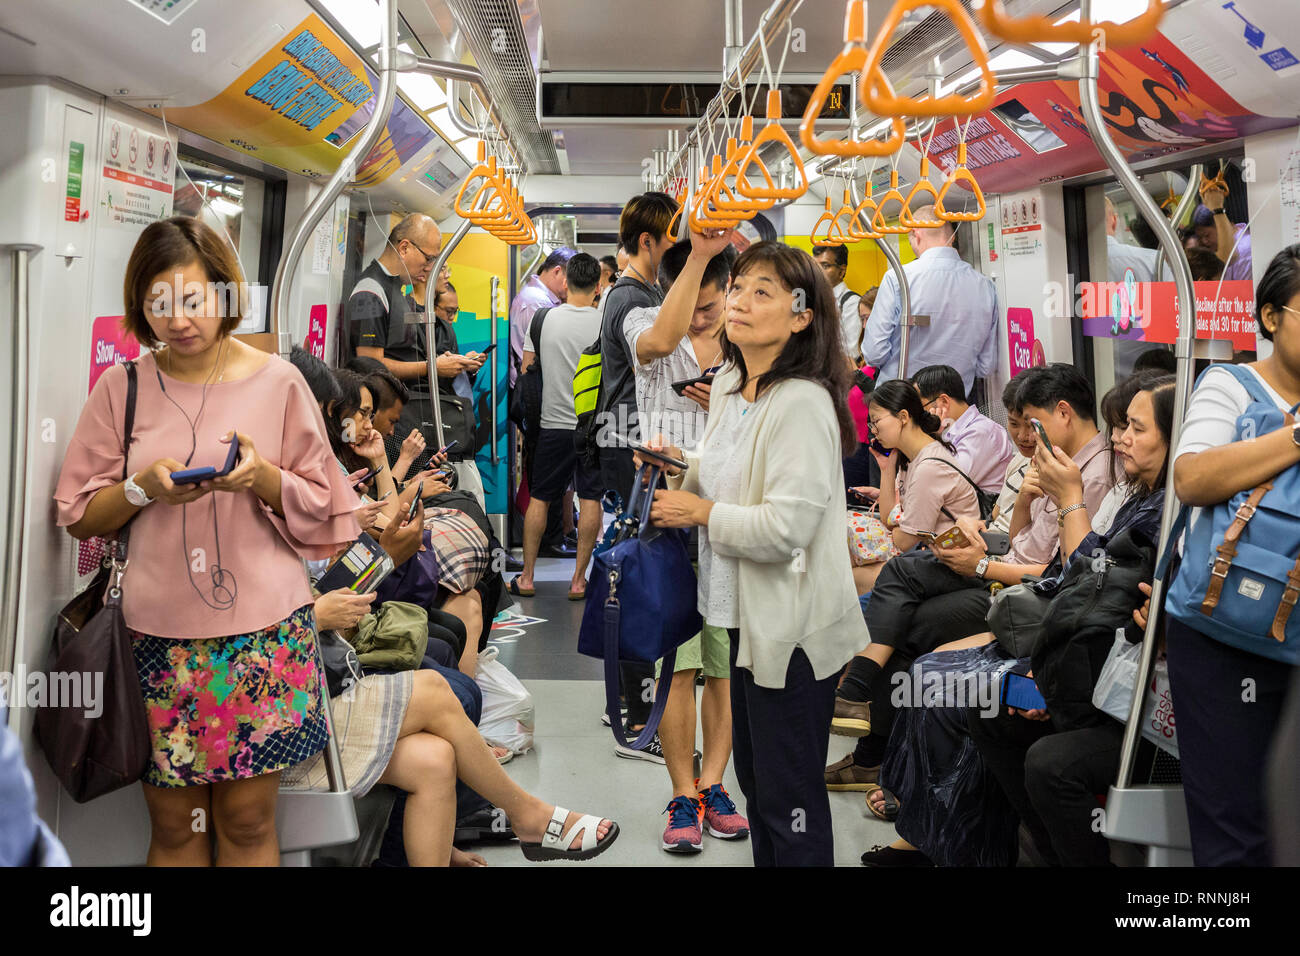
[316, 0, 380, 48]
[399, 73, 448, 112]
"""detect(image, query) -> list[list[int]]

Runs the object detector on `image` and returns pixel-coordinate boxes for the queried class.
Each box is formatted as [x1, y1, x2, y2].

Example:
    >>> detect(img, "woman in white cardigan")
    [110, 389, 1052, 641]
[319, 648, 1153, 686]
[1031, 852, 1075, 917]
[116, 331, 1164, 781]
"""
[637, 241, 867, 866]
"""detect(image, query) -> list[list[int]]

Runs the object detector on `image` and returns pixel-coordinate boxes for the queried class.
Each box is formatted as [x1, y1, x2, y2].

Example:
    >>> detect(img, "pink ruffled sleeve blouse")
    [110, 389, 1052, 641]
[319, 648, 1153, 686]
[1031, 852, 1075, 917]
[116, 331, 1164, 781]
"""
[54, 351, 360, 639]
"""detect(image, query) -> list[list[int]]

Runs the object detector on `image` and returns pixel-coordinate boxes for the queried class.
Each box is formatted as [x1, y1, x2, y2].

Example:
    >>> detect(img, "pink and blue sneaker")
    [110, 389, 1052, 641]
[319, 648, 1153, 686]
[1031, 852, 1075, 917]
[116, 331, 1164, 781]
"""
[661, 795, 703, 853]
[698, 783, 750, 840]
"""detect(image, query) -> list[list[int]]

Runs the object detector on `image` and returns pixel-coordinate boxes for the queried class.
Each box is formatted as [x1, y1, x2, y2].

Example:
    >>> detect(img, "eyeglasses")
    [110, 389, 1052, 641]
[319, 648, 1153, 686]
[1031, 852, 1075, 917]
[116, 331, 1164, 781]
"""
[406, 240, 439, 265]
[866, 412, 895, 436]
[920, 397, 939, 411]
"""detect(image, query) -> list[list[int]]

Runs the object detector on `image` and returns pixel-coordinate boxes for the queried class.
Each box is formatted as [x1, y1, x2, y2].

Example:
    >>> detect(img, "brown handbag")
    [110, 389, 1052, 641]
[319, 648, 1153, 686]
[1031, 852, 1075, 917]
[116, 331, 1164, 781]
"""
[36, 361, 151, 802]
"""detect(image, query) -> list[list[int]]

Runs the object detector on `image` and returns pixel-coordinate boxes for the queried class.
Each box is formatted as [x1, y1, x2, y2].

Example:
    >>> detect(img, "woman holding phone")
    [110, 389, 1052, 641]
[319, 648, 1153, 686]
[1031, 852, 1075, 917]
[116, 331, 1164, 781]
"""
[635, 241, 866, 866]
[54, 217, 359, 865]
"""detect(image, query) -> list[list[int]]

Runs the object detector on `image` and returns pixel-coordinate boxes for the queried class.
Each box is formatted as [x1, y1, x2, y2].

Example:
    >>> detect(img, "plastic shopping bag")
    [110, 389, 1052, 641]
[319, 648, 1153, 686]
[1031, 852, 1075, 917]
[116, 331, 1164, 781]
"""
[1092, 631, 1178, 758]
[475, 645, 535, 755]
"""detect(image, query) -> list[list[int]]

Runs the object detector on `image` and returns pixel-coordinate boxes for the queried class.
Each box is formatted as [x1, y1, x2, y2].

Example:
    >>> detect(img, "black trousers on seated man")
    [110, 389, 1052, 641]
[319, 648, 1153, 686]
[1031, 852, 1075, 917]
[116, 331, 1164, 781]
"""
[968, 707, 1125, 867]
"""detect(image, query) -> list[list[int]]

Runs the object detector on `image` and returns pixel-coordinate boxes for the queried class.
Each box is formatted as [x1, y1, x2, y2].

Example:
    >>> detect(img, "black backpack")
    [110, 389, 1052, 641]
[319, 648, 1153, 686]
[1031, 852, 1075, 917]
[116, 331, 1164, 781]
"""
[508, 307, 551, 434]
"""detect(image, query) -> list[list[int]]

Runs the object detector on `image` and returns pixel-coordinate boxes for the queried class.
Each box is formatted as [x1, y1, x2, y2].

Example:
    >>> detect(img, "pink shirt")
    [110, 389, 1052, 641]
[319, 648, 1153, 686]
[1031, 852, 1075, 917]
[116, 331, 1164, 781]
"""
[55, 351, 360, 639]
[896, 441, 981, 538]
[847, 366, 876, 444]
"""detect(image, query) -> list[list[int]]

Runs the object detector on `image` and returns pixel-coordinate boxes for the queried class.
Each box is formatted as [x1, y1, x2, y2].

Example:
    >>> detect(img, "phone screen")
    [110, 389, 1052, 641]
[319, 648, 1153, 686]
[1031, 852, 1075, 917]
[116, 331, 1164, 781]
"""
[1030, 418, 1053, 454]
[406, 482, 424, 523]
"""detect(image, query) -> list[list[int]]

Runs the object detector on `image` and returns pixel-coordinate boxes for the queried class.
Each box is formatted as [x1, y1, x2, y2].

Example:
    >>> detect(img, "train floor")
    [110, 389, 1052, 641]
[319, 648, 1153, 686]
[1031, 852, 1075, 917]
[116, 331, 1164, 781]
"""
[477, 556, 898, 867]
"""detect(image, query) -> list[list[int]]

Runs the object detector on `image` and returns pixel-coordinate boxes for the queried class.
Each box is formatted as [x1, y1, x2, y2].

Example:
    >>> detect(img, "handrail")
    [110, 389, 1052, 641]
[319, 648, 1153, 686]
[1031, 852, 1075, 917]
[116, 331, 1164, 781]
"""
[1071, 8, 1196, 794]
[1, 243, 39, 684]
[1154, 164, 1203, 281]
[860, 0, 995, 118]
[488, 274, 500, 466]
[978, 0, 1164, 48]
[422, 218, 474, 443]
[269, 0, 400, 353]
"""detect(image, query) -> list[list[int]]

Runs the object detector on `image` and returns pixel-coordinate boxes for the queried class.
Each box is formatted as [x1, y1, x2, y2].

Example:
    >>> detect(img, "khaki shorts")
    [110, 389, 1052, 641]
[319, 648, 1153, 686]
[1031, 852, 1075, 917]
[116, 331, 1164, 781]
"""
[654, 622, 731, 680]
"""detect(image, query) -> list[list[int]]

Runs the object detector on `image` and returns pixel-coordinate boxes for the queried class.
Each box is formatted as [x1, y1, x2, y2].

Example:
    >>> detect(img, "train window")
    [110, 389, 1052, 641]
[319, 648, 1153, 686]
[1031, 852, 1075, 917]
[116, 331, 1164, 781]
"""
[173, 148, 268, 329]
[1086, 155, 1254, 389]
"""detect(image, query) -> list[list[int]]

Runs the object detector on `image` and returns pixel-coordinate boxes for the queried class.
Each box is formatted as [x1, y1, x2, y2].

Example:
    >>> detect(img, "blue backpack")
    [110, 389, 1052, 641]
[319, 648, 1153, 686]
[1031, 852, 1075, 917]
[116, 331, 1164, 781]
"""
[1162, 363, 1300, 665]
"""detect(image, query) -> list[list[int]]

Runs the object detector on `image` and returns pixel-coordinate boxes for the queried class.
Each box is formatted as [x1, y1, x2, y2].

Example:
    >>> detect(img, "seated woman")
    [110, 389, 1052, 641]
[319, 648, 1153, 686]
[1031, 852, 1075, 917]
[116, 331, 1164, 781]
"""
[866, 373, 1173, 867]
[328, 369, 488, 677]
[283, 580, 620, 865]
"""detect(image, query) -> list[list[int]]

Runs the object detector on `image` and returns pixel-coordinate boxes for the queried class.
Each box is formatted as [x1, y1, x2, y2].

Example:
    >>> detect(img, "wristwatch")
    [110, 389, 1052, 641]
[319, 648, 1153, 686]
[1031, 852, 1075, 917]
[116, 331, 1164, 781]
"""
[1209, 207, 1226, 215]
[123, 472, 154, 507]
[1057, 501, 1087, 527]
[974, 556, 990, 580]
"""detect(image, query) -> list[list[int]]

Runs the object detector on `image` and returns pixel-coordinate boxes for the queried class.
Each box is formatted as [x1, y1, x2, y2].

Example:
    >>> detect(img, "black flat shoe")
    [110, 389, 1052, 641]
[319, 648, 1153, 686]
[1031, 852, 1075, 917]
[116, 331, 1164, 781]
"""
[860, 844, 933, 867]
[454, 806, 516, 844]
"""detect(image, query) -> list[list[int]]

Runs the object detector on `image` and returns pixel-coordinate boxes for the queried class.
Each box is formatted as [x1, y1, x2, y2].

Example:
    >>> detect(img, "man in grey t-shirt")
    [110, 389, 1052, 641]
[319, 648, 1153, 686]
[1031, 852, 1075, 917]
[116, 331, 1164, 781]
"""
[514, 254, 605, 599]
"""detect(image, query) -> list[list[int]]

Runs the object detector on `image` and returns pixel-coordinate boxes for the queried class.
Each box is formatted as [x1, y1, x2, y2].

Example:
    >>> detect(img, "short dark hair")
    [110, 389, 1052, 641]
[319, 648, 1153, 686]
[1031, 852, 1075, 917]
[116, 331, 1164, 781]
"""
[325, 368, 368, 471]
[1132, 347, 1176, 375]
[566, 252, 602, 293]
[1129, 216, 1159, 250]
[812, 245, 849, 269]
[599, 255, 618, 273]
[1001, 374, 1022, 412]
[540, 247, 578, 273]
[911, 365, 967, 404]
[288, 345, 342, 408]
[658, 238, 736, 292]
[618, 192, 679, 253]
[123, 216, 245, 347]
[1011, 363, 1097, 423]
[1185, 246, 1223, 281]
[1257, 243, 1300, 342]
[345, 355, 409, 409]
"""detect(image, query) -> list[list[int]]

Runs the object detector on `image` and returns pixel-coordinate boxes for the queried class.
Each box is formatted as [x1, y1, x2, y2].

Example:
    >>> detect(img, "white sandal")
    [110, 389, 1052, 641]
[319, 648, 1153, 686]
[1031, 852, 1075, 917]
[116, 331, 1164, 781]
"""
[519, 805, 620, 862]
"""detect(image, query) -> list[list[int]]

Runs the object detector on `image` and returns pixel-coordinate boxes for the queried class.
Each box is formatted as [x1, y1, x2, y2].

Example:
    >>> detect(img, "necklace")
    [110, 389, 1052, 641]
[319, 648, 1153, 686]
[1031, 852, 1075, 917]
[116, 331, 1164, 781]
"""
[165, 336, 229, 384]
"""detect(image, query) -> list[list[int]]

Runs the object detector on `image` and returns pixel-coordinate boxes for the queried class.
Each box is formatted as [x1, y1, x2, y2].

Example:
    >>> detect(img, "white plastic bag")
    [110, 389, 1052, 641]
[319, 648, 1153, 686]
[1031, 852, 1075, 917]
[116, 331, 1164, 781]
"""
[475, 646, 535, 755]
[1092, 630, 1178, 758]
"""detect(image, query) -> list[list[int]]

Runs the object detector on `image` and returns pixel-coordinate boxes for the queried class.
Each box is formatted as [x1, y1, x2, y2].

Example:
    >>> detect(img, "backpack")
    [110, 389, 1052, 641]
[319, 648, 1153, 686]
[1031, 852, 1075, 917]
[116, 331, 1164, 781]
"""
[573, 276, 647, 469]
[508, 307, 550, 433]
[838, 288, 859, 314]
[932, 458, 998, 524]
[1161, 364, 1300, 665]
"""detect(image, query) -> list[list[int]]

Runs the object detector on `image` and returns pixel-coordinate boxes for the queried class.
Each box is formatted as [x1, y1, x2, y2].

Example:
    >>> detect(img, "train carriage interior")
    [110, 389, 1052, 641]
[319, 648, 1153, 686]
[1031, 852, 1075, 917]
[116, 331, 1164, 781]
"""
[1, 0, 1299, 878]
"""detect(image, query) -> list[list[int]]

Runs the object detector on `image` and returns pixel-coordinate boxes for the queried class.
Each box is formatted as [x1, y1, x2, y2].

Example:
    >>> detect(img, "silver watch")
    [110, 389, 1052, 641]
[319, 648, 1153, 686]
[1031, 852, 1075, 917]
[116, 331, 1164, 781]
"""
[123, 473, 154, 507]
[974, 556, 990, 579]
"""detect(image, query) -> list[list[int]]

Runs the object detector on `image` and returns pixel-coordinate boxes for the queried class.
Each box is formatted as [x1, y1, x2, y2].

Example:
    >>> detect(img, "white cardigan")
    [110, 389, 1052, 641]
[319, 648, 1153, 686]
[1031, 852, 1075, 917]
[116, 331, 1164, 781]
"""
[672, 364, 869, 688]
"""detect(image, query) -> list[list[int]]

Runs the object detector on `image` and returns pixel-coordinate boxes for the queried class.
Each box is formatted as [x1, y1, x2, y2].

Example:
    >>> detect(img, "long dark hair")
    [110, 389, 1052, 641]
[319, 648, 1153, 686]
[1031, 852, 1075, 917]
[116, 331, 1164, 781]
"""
[1100, 370, 1164, 484]
[1128, 374, 1176, 500]
[868, 378, 953, 469]
[719, 241, 857, 456]
[327, 368, 370, 473]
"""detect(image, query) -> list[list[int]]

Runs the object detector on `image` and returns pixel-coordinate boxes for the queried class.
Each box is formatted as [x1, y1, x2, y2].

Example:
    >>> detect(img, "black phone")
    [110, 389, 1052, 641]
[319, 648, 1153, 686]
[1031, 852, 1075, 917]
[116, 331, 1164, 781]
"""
[436, 439, 459, 456]
[1001, 672, 1047, 712]
[476, 342, 497, 356]
[352, 466, 378, 490]
[171, 433, 241, 484]
[979, 530, 1012, 556]
[869, 439, 892, 458]
[1029, 418, 1053, 454]
[627, 439, 688, 471]
[406, 482, 424, 523]
[671, 373, 715, 396]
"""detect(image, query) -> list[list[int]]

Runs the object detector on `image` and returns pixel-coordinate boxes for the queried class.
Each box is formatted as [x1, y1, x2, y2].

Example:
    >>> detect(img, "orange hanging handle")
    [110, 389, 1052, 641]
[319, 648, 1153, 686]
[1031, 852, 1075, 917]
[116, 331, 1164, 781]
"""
[1200, 165, 1229, 198]
[455, 142, 507, 223]
[810, 195, 848, 245]
[900, 158, 945, 229]
[832, 189, 861, 244]
[849, 190, 883, 240]
[714, 127, 776, 214]
[800, 1, 904, 158]
[861, 0, 995, 118]
[737, 91, 809, 199]
[935, 143, 987, 223]
[871, 170, 912, 235]
[977, 0, 1164, 48]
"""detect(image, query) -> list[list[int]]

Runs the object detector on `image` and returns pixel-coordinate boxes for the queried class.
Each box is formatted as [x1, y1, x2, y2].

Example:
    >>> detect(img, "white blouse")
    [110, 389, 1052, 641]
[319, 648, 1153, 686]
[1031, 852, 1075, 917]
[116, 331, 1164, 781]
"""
[697, 391, 756, 628]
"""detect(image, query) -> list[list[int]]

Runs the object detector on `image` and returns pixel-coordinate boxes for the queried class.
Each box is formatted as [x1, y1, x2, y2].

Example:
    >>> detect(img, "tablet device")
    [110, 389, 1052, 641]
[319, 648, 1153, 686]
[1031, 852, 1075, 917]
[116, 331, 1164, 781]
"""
[1001, 672, 1047, 712]
[171, 434, 241, 484]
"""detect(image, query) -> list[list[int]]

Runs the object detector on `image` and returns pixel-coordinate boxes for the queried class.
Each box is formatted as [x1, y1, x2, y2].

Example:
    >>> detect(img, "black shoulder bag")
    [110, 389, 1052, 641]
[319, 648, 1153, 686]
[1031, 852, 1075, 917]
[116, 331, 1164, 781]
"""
[37, 362, 151, 802]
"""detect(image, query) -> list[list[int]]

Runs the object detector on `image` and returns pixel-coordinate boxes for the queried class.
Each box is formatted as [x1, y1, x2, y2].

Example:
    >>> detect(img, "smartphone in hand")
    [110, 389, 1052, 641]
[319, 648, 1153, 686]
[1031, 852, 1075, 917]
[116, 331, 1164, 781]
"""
[171, 433, 241, 484]
[1030, 418, 1053, 454]
[405, 482, 424, 524]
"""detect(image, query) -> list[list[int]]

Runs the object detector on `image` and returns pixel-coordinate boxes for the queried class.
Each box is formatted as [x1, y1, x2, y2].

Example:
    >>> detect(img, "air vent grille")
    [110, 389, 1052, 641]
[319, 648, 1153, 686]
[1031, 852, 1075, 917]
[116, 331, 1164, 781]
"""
[446, 0, 560, 173]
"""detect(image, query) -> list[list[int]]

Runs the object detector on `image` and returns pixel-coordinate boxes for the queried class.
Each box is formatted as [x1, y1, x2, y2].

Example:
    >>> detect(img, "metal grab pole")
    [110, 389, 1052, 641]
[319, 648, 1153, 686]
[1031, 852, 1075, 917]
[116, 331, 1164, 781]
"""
[1154, 165, 1203, 282]
[873, 232, 913, 377]
[269, 0, 399, 353]
[1, 245, 37, 680]
[489, 275, 500, 466]
[1075, 19, 1198, 791]
[422, 218, 474, 446]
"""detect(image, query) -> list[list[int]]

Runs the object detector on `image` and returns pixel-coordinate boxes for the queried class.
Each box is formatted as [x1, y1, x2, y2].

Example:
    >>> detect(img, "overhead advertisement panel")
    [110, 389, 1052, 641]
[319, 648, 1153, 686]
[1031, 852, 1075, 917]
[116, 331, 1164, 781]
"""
[915, 32, 1296, 196]
[153, 13, 433, 185]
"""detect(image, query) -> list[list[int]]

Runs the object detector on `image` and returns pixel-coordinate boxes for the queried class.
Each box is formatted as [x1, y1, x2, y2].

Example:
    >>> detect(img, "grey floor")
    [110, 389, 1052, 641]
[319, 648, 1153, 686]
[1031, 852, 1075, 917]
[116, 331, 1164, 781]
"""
[475, 557, 899, 867]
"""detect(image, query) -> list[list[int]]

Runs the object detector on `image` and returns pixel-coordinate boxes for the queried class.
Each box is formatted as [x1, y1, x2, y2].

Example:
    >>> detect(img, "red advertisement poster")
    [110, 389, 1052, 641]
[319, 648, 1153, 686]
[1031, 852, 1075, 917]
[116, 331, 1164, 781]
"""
[1078, 279, 1257, 351]
[304, 303, 328, 359]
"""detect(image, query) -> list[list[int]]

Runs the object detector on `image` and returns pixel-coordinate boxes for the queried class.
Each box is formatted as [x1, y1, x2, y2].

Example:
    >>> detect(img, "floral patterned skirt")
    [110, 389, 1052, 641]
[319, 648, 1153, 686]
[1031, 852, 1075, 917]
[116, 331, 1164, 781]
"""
[130, 604, 329, 788]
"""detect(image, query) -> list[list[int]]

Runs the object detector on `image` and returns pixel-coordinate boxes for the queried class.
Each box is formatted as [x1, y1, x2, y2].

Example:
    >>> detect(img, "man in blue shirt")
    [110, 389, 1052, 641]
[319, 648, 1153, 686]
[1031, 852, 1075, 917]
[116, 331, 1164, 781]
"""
[863, 211, 999, 393]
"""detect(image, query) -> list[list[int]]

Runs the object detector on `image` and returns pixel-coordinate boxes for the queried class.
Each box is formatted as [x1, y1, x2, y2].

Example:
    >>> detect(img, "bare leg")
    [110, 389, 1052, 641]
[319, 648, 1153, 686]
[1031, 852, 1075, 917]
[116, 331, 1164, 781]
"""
[442, 589, 482, 678]
[210, 772, 281, 867]
[377, 733, 457, 866]
[571, 498, 602, 592]
[852, 562, 886, 595]
[519, 496, 549, 591]
[659, 668, 698, 798]
[867, 788, 920, 852]
[934, 632, 996, 653]
[561, 487, 575, 536]
[141, 782, 213, 866]
[398, 670, 613, 849]
[697, 676, 732, 789]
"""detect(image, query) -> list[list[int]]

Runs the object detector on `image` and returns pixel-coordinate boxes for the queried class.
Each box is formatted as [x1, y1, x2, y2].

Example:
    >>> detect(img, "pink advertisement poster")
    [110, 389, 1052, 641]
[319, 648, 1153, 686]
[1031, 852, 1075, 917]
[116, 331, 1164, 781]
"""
[1007, 307, 1038, 376]
[305, 304, 328, 359]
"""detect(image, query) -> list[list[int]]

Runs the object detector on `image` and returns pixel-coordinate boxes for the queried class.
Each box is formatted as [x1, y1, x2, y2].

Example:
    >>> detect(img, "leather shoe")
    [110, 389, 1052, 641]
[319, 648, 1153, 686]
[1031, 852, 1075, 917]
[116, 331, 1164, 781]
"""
[540, 543, 576, 558]
[454, 806, 515, 844]
[503, 554, 524, 573]
[830, 697, 871, 737]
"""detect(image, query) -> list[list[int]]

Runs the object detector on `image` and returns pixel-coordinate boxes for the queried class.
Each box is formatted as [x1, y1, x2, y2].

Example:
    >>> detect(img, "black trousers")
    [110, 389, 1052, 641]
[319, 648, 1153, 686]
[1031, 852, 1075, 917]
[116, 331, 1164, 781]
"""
[728, 629, 838, 866]
[1165, 617, 1291, 866]
[968, 708, 1123, 866]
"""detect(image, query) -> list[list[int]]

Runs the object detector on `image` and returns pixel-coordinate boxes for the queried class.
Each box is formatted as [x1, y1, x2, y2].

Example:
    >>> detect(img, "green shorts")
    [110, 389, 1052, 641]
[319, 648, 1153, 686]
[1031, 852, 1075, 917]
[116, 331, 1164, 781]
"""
[654, 622, 731, 680]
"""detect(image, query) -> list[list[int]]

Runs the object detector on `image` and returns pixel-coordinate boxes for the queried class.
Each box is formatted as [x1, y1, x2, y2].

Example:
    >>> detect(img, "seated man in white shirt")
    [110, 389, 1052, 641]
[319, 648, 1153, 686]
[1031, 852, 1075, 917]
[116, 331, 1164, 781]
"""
[910, 364, 1015, 495]
[813, 244, 862, 358]
[621, 228, 752, 852]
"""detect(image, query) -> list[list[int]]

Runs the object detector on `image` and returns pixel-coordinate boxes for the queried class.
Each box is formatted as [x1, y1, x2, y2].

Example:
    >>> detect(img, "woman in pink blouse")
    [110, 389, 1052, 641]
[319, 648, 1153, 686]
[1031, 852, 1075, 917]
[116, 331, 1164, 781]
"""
[55, 218, 360, 866]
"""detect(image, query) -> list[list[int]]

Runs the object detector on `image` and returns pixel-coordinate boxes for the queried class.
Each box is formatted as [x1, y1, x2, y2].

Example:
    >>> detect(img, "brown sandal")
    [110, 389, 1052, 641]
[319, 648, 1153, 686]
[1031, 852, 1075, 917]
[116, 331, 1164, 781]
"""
[864, 784, 900, 823]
